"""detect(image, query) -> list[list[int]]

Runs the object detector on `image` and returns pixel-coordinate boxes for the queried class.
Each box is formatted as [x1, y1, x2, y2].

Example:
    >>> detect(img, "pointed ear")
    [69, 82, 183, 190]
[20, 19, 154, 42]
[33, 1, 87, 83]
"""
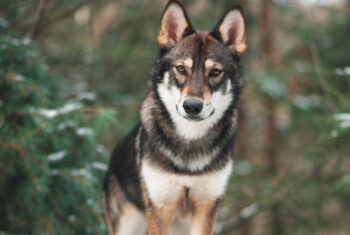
[211, 6, 246, 55]
[157, 0, 195, 49]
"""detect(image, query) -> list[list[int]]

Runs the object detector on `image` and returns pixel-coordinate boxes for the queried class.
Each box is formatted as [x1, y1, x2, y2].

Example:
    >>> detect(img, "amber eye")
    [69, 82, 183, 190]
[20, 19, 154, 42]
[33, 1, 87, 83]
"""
[176, 65, 186, 74]
[209, 68, 223, 77]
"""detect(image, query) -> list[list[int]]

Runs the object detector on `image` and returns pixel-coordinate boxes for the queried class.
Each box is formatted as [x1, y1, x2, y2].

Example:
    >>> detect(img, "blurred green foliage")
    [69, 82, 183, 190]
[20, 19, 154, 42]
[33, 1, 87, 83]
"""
[0, 0, 350, 234]
[0, 20, 114, 235]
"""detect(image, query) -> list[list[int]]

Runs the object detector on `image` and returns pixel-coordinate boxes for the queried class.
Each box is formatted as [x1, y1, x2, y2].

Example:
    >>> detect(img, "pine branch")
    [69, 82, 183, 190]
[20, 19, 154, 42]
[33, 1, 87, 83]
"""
[77, 205, 105, 224]
[0, 141, 42, 166]
[48, 192, 99, 232]
[1, 73, 47, 103]
[19, 122, 47, 144]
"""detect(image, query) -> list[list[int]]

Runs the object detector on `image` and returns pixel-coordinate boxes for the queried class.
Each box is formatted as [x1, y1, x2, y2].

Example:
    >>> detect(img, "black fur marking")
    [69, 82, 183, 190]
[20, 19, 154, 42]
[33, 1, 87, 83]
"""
[104, 124, 145, 211]
[139, 126, 148, 160]
[209, 198, 221, 220]
[185, 187, 190, 209]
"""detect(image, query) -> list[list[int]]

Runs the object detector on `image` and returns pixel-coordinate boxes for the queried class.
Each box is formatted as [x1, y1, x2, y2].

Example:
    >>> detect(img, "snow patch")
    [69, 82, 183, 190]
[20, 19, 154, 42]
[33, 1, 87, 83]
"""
[9, 38, 32, 46]
[48, 150, 67, 162]
[90, 162, 108, 171]
[77, 92, 96, 101]
[335, 67, 350, 76]
[33, 102, 83, 118]
[95, 144, 108, 157]
[331, 130, 338, 138]
[51, 168, 92, 178]
[68, 215, 76, 222]
[71, 169, 92, 178]
[51, 169, 60, 175]
[57, 120, 76, 130]
[14, 74, 26, 81]
[334, 113, 350, 129]
[76, 127, 93, 136]
[294, 94, 320, 110]
[240, 203, 260, 219]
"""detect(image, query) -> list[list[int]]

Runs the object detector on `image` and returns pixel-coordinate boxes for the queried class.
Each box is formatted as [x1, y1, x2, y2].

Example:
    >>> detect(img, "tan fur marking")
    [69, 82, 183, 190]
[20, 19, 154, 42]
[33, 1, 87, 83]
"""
[146, 203, 176, 235]
[184, 58, 193, 68]
[232, 36, 247, 55]
[202, 86, 211, 105]
[102, 192, 114, 235]
[205, 59, 224, 85]
[205, 59, 214, 70]
[173, 58, 193, 84]
[181, 83, 190, 96]
[157, 12, 168, 48]
[190, 199, 220, 235]
[205, 59, 223, 71]
[157, 35, 167, 49]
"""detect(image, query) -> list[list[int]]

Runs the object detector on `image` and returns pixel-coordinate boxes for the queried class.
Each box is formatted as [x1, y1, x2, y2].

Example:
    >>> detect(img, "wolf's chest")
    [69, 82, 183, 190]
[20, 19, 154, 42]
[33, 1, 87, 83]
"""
[141, 159, 232, 206]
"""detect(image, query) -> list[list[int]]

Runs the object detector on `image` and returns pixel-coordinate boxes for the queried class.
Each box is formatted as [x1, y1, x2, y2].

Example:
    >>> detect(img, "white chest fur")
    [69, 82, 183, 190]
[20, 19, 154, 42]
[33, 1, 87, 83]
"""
[141, 159, 232, 206]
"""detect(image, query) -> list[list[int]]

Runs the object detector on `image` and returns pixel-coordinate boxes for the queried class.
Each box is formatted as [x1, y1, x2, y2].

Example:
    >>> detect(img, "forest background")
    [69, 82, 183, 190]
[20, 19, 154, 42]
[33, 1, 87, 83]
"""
[0, 0, 349, 234]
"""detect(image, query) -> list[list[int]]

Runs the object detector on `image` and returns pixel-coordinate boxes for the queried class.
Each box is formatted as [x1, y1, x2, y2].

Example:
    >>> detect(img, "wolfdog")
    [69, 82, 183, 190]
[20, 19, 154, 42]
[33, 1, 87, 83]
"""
[103, 0, 246, 234]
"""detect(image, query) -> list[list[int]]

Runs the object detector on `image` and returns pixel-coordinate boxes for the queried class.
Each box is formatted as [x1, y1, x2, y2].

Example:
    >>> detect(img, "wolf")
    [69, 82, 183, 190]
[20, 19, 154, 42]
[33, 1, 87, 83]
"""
[102, 0, 246, 234]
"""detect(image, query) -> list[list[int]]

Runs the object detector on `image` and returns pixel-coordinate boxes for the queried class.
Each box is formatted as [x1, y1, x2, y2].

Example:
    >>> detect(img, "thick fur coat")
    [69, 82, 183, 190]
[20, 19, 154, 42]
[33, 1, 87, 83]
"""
[103, 1, 246, 234]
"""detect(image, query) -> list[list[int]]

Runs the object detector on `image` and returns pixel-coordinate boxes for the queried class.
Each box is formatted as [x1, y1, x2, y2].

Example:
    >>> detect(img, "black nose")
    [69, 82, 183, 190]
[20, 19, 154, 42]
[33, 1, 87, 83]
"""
[183, 98, 203, 115]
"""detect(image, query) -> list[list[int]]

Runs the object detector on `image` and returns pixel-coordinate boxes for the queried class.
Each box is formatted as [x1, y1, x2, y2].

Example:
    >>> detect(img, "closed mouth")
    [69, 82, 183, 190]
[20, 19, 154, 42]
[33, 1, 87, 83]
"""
[176, 105, 215, 122]
[185, 115, 204, 121]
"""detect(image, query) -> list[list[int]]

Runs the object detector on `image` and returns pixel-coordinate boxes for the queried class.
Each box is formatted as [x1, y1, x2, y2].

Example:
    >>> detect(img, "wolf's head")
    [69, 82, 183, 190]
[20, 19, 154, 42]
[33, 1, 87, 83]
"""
[150, 0, 246, 140]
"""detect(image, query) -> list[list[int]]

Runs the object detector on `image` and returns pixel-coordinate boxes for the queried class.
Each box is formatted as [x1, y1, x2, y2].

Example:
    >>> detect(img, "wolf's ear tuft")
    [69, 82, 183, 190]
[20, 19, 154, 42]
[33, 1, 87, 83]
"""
[158, 0, 194, 49]
[211, 6, 246, 55]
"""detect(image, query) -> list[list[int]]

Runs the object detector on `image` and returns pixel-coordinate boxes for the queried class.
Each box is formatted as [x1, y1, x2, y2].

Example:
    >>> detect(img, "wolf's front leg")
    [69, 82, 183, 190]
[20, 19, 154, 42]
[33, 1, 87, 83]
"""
[190, 198, 221, 235]
[145, 203, 175, 235]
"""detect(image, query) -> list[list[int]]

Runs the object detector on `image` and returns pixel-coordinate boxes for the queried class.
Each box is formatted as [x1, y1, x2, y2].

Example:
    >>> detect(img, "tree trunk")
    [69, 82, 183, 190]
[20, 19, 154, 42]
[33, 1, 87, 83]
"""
[260, 0, 283, 234]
